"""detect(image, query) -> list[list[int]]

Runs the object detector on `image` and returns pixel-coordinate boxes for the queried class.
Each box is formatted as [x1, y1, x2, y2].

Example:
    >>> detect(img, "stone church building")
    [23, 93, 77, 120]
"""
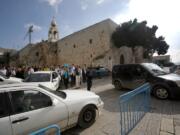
[15, 18, 146, 70]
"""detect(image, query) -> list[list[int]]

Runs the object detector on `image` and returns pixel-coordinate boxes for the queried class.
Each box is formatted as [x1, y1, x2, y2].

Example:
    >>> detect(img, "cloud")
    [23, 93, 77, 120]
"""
[25, 23, 42, 32]
[41, 0, 63, 13]
[45, 0, 63, 6]
[112, 0, 180, 62]
[80, 0, 106, 10]
[97, 0, 105, 5]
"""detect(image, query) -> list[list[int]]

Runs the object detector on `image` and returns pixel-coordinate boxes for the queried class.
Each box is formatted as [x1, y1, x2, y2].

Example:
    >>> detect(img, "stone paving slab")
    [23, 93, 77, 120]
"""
[160, 118, 174, 134]
[160, 131, 173, 135]
[175, 126, 180, 135]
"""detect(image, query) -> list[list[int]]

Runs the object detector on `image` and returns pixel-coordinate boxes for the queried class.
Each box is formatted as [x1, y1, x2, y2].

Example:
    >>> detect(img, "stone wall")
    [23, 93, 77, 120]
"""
[56, 19, 117, 67]
[18, 42, 58, 67]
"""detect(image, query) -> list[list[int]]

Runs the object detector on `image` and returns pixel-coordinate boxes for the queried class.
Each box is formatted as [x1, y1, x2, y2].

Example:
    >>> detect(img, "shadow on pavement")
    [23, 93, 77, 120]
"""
[61, 126, 83, 135]
[97, 88, 128, 113]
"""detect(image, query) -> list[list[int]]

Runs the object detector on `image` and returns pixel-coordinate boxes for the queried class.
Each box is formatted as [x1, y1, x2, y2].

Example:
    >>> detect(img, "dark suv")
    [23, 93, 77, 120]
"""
[112, 63, 180, 99]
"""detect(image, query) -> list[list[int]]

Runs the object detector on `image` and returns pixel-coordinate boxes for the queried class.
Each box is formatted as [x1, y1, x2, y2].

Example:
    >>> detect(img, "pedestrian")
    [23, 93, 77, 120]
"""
[11, 67, 16, 77]
[71, 64, 76, 86]
[6, 67, 11, 77]
[75, 66, 81, 88]
[63, 67, 69, 89]
[79, 66, 83, 85]
[16, 67, 24, 79]
[86, 68, 93, 91]
[82, 64, 87, 83]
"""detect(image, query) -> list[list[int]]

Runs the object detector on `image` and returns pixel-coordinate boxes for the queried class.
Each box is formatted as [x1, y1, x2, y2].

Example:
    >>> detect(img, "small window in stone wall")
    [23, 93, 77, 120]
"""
[73, 44, 76, 48]
[54, 50, 57, 54]
[89, 39, 93, 44]
[90, 54, 93, 58]
[36, 52, 39, 57]
[109, 56, 111, 60]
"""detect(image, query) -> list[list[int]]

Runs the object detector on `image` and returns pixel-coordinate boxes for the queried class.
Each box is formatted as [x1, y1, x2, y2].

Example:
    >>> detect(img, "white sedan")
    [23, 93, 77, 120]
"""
[0, 83, 104, 135]
[23, 71, 61, 90]
[0, 72, 22, 84]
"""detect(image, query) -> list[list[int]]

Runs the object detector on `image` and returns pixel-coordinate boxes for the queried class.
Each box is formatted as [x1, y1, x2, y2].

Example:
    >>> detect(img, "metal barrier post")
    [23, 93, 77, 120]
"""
[29, 124, 61, 135]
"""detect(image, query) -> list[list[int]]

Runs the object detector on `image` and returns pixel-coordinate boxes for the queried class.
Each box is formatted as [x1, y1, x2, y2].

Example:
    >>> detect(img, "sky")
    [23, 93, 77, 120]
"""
[0, 0, 180, 62]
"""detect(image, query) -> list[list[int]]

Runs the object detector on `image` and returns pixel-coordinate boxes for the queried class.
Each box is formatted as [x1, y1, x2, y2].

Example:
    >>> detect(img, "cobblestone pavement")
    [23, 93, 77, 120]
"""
[62, 77, 180, 135]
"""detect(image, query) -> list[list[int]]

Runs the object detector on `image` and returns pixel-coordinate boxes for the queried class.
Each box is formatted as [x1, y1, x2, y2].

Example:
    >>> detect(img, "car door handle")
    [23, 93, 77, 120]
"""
[12, 117, 29, 124]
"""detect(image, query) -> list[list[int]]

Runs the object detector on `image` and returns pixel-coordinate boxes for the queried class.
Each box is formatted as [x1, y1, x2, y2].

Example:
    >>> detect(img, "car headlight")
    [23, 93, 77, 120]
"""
[98, 98, 103, 104]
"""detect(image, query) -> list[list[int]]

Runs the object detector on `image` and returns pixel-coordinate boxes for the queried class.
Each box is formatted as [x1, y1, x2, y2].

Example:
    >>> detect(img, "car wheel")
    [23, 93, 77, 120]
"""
[114, 81, 122, 90]
[78, 105, 96, 128]
[154, 86, 169, 100]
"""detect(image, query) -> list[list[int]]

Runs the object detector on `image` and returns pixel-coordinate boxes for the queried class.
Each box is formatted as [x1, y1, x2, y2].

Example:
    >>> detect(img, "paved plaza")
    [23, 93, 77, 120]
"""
[62, 77, 180, 135]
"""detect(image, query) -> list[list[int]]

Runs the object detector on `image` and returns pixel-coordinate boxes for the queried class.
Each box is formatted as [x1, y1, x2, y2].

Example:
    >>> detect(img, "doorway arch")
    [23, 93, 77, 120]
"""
[120, 55, 125, 64]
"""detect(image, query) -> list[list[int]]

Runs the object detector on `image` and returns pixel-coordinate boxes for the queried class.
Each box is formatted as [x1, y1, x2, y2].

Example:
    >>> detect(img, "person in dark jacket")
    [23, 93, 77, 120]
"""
[82, 64, 87, 83]
[63, 67, 69, 89]
[86, 68, 93, 91]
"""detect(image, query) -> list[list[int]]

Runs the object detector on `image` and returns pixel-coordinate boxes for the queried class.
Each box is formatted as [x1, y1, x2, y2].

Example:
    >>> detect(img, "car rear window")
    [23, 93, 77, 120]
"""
[24, 73, 50, 82]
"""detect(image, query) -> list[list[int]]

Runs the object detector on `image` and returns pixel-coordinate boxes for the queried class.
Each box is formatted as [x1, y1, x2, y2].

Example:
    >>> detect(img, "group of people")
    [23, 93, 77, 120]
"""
[0, 64, 93, 91]
[57, 64, 93, 91]
[0, 66, 53, 79]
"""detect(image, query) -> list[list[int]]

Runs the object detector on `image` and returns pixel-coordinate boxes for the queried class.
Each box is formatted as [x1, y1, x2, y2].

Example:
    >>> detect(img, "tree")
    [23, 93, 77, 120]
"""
[111, 19, 169, 58]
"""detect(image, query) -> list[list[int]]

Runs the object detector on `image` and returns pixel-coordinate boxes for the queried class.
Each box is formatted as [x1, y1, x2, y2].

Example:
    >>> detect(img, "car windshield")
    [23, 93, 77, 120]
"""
[142, 63, 167, 76]
[24, 73, 51, 82]
[39, 85, 66, 99]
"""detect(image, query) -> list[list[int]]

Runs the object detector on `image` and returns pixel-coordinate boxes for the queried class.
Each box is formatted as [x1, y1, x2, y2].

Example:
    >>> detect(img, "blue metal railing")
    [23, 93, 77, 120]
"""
[29, 124, 61, 135]
[119, 83, 151, 135]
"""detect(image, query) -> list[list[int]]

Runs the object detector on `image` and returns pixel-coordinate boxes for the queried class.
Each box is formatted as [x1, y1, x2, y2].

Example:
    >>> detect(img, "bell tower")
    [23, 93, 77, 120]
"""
[48, 17, 59, 42]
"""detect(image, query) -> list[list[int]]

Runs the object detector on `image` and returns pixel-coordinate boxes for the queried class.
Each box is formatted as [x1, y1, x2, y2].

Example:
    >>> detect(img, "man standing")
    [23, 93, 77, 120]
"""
[75, 66, 81, 88]
[86, 68, 93, 91]
[82, 64, 87, 83]
[63, 67, 69, 89]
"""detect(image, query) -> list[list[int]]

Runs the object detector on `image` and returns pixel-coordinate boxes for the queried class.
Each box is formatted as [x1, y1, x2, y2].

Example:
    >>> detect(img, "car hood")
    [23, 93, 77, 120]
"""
[8, 77, 23, 82]
[158, 73, 180, 82]
[63, 90, 98, 101]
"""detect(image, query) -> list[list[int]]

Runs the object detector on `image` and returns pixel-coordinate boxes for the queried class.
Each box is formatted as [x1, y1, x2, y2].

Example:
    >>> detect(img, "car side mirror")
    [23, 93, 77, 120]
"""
[52, 79, 57, 82]
[47, 100, 53, 106]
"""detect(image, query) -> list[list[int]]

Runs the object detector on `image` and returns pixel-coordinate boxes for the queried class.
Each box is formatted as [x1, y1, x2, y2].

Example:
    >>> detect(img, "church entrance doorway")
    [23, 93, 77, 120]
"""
[120, 55, 125, 64]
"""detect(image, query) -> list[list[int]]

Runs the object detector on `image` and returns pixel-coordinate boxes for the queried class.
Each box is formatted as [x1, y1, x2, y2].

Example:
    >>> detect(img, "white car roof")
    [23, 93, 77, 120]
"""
[33, 71, 53, 74]
[0, 83, 40, 92]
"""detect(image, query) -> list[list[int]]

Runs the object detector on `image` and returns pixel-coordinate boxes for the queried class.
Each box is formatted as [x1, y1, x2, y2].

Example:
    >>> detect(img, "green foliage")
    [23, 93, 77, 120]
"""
[111, 19, 169, 58]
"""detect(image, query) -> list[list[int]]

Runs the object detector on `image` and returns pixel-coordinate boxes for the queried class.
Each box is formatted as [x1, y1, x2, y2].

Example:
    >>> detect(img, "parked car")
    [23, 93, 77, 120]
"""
[161, 62, 175, 73]
[0, 72, 22, 84]
[112, 63, 180, 99]
[89, 67, 110, 78]
[172, 62, 180, 75]
[23, 71, 61, 91]
[0, 83, 104, 135]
